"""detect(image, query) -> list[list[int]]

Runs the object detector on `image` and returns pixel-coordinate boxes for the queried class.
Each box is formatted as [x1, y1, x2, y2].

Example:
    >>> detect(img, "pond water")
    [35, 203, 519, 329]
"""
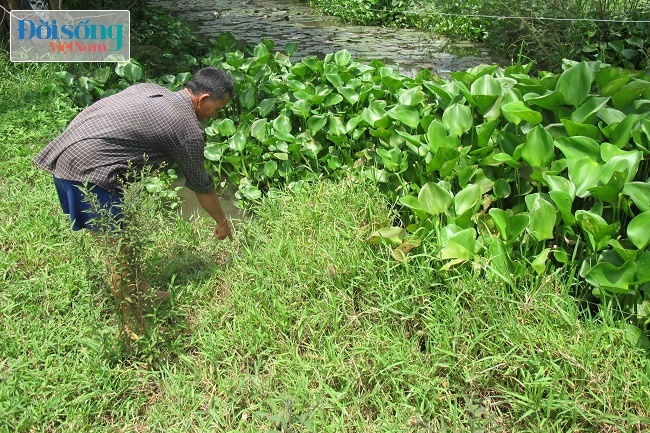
[146, 0, 499, 77]
[171, 175, 243, 221]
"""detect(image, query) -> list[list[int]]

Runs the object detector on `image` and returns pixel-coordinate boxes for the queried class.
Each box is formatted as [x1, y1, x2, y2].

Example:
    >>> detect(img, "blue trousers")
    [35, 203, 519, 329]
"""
[53, 176, 123, 231]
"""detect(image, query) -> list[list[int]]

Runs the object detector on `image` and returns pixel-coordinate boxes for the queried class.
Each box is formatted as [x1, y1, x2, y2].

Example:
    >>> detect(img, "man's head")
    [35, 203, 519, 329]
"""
[185, 67, 234, 122]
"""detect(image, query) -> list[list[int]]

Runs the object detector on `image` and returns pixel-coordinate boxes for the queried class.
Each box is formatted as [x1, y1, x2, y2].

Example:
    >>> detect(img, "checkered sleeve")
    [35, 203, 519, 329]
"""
[164, 129, 215, 194]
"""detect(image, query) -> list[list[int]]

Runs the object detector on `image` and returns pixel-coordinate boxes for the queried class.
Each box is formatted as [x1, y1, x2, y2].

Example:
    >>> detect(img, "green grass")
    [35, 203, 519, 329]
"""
[2, 52, 650, 432]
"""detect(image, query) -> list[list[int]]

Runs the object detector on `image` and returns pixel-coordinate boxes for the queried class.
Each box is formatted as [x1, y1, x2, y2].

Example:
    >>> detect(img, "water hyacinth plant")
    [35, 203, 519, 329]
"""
[55, 33, 650, 336]
[205, 38, 650, 333]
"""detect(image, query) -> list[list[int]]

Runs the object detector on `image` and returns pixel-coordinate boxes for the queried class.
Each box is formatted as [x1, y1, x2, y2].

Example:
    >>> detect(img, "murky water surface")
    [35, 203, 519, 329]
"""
[172, 176, 243, 222]
[147, 0, 498, 76]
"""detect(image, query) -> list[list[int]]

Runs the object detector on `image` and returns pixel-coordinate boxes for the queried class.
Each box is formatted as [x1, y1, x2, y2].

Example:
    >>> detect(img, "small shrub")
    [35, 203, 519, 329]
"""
[479, 0, 650, 72]
[308, 0, 416, 27]
[412, 0, 488, 42]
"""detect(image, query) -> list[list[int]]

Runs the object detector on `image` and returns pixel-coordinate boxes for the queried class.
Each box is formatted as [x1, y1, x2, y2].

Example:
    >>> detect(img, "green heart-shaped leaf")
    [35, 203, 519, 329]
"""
[263, 160, 277, 177]
[442, 103, 473, 137]
[217, 119, 237, 136]
[623, 182, 650, 212]
[418, 182, 453, 216]
[228, 131, 247, 152]
[440, 228, 476, 261]
[576, 210, 620, 252]
[555, 61, 593, 106]
[367, 226, 405, 245]
[521, 125, 554, 167]
[307, 115, 327, 135]
[454, 183, 481, 216]
[628, 211, 650, 250]
[334, 49, 352, 67]
[251, 119, 267, 141]
[489, 208, 529, 244]
[387, 104, 421, 129]
[571, 96, 610, 124]
[584, 260, 636, 293]
[526, 194, 556, 241]
[399, 86, 426, 106]
[501, 100, 543, 126]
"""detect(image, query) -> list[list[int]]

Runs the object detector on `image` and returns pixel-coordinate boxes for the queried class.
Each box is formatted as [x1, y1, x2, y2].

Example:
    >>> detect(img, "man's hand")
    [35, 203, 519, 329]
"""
[214, 219, 233, 241]
[195, 191, 234, 242]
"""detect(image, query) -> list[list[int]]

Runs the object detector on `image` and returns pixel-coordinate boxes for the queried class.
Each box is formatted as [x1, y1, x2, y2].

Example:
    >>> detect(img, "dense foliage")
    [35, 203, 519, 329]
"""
[57, 31, 650, 340]
[304, 0, 650, 73]
[478, 0, 650, 72]
[306, 0, 416, 27]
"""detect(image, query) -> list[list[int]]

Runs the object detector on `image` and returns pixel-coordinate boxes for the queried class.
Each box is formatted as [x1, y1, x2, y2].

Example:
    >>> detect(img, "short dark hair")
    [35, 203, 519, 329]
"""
[185, 67, 234, 101]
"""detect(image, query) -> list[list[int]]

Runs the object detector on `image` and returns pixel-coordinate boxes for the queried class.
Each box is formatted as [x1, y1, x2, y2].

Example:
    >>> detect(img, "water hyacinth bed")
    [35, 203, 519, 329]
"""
[57, 32, 650, 338]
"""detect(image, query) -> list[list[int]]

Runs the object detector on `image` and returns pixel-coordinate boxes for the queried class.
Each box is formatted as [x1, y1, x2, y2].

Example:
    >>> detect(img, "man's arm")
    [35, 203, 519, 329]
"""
[195, 191, 233, 241]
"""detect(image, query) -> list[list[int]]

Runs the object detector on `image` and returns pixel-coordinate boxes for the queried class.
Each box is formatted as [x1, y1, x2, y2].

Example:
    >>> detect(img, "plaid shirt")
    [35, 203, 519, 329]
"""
[33, 83, 214, 193]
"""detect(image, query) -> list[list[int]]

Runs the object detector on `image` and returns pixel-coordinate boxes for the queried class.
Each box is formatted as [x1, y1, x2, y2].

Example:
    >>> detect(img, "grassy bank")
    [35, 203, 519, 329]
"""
[2, 54, 650, 432]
